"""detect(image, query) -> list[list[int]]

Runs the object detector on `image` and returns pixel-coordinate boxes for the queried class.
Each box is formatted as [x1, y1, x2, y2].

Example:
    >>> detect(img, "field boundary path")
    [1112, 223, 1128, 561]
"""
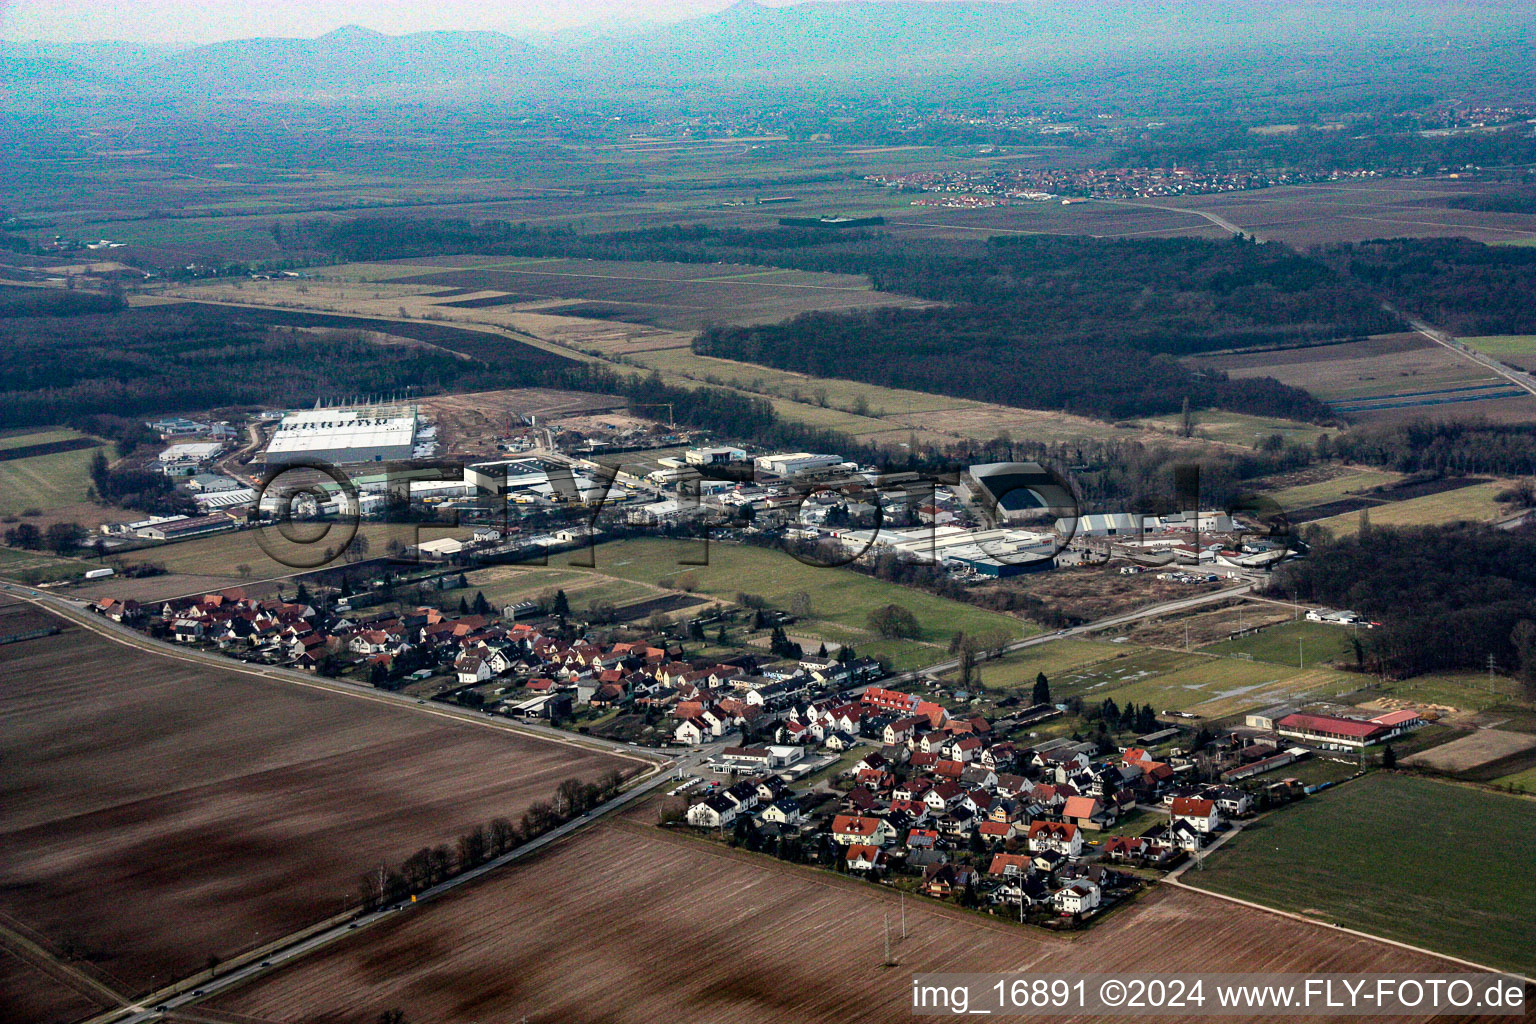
[0, 912, 130, 1014]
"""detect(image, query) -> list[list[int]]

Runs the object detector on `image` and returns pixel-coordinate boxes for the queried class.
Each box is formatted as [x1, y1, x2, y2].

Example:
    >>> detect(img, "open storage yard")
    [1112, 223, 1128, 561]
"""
[0, 596, 639, 1003]
[206, 808, 1519, 1024]
[1188, 773, 1536, 977]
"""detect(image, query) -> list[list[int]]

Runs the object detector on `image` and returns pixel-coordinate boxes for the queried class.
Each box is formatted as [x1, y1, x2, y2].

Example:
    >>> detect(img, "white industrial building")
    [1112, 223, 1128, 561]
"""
[264, 406, 419, 466]
[158, 442, 224, 476]
[753, 452, 851, 480]
[685, 446, 747, 466]
[832, 525, 1055, 566]
[1057, 510, 1234, 537]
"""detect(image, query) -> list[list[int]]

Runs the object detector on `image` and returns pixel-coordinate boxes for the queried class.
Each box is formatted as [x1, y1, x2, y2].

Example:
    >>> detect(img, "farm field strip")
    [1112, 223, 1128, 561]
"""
[1310, 479, 1519, 535]
[0, 598, 636, 997]
[0, 428, 106, 516]
[205, 806, 1502, 1024]
[1186, 774, 1536, 976]
[1259, 467, 1404, 510]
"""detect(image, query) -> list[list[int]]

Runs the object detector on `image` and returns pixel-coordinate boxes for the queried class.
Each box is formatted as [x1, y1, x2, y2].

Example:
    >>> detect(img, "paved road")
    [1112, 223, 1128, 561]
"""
[1094, 198, 1260, 241]
[1387, 304, 1536, 399]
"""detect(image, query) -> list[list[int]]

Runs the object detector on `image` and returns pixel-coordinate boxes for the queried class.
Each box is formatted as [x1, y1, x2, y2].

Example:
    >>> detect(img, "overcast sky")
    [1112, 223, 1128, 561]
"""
[0, 0, 789, 42]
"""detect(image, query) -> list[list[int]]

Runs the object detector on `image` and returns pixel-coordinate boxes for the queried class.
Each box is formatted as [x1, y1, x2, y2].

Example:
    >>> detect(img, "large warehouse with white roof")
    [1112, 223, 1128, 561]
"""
[263, 405, 419, 466]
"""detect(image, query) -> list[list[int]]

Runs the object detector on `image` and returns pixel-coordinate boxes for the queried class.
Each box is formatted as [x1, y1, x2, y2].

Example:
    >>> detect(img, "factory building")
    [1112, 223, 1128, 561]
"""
[960, 462, 1076, 524]
[264, 406, 418, 467]
[753, 452, 852, 481]
[685, 446, 747, 467]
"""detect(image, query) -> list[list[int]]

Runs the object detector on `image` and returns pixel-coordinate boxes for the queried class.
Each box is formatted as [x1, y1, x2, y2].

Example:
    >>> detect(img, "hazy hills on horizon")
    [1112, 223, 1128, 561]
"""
[3, 1, 1533, 105]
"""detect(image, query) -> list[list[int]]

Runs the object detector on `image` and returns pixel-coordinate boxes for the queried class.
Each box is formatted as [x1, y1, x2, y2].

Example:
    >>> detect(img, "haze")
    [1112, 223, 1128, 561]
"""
[0, 0, 764, 41]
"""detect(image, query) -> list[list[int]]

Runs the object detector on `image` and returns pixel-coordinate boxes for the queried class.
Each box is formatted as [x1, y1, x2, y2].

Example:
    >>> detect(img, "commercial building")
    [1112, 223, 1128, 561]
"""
[832, 525, 1055, 572]
[685, 446, 747, 467]
[134, 514, 238, 541]
[1275, 710, 1423, 751]
[264, 405, 418, 466]
[158, 442, 224, 476]
[753, 452, 851, 481]
[464, 459, 550, 497]
[961, 463, 1076, 524]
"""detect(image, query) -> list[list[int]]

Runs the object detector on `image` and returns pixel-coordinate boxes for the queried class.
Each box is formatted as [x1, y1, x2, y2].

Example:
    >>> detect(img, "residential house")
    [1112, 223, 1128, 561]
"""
[1054, 879, 1101, 915]
[1170, 797, 1220, 834]
[1026, 821, 1083, 858]
[830, 814, 897, 847]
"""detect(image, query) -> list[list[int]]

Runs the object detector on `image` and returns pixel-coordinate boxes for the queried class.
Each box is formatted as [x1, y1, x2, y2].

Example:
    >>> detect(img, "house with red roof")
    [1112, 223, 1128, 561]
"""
[1169, 796, 1219, 833]
[844, 844, 887, 871]
[1062, 795, 1114, 830]
[1026, 820, 1083, 857]
[987, 852, 1032, 877]
[830, 814, 897, 846]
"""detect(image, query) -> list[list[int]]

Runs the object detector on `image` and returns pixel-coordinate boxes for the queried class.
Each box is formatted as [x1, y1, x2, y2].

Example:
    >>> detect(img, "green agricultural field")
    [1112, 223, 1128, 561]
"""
[1461, 335, 1536, 358]
[117, 523, 471, 578]
[1189, 774, 1536, 975]
[1310, 480, 1516, 536]
[0, 428, 104, 515]
[1132, 409, 1329, 447]
[1259, 468, 1402, 511]
[1493, 765, 1536, 792]
[0, 428, 91, 451]
[0, 546, 100, 585]
[583, 537, 1035, 660]
[1202, 620, 1360, 669]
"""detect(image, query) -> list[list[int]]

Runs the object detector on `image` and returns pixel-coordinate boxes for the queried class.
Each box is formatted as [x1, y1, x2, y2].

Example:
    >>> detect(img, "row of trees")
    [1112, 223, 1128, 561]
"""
[2, 520, 87, 554]
[357, 770, 626, 911]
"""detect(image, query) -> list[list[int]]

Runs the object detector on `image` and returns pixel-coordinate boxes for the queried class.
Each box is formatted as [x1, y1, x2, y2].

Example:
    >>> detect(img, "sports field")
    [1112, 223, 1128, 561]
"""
[1052, 645, 1356, 720]
[1202, 620, 1360, 668]
[1188, 773, 1536, 976]
[970, 639, 1124, 692]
